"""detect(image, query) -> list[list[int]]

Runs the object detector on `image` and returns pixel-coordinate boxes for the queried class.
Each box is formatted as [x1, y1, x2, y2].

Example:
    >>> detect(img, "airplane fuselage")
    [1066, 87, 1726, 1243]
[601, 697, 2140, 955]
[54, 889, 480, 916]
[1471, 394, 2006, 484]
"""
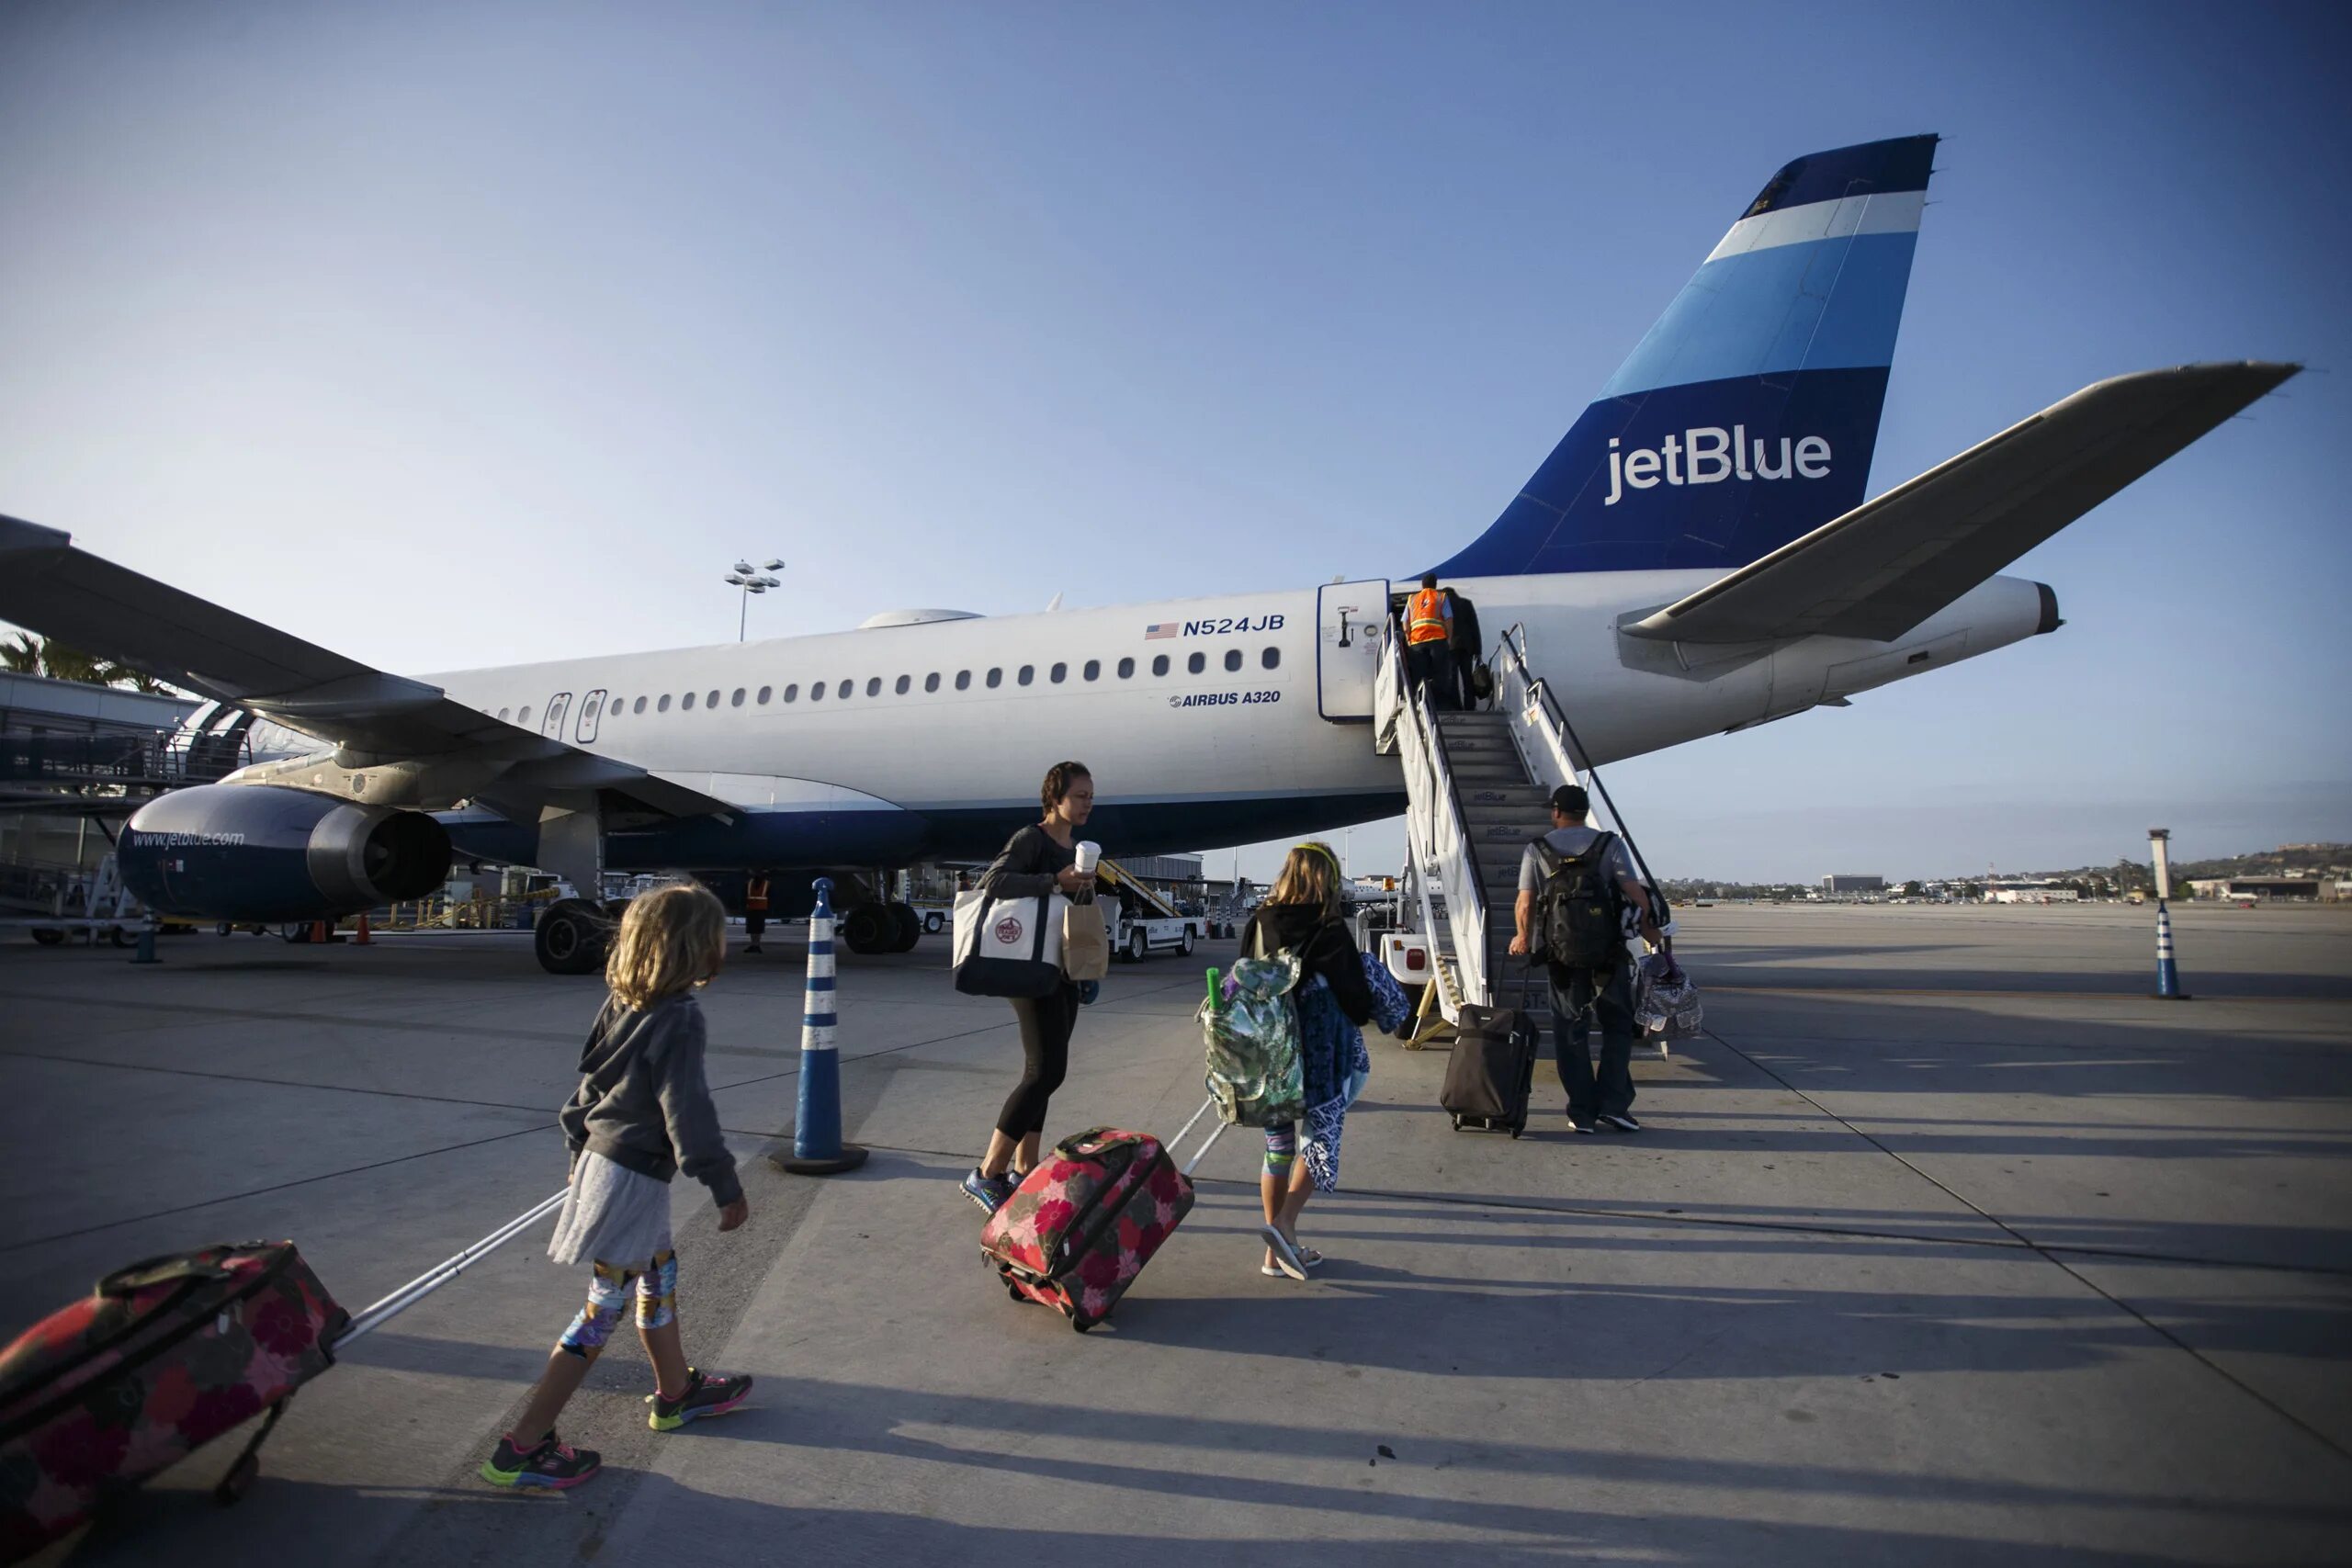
[303, 567, 2057, 874]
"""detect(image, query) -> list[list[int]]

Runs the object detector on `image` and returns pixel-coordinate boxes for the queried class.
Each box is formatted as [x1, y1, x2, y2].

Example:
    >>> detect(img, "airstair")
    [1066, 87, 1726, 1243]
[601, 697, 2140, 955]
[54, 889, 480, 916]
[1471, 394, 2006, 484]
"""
[1375, 618, 1639, 1031]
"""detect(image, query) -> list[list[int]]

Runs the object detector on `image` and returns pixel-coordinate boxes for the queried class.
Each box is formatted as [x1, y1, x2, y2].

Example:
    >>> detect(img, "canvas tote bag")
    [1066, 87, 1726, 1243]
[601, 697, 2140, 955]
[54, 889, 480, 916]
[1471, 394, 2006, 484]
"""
[953, 890, 1069, 998]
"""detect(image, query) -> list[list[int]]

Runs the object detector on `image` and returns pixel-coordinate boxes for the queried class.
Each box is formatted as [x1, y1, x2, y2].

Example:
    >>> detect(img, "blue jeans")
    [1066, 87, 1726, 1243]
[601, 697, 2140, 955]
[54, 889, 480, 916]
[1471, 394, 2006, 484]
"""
[1549, 956, 1636, 1121]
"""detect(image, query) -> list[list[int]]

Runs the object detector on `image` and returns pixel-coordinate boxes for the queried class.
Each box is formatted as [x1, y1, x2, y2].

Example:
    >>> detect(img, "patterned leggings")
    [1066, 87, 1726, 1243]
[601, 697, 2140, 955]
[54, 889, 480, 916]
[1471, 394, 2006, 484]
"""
[557, 1249, 678, 1358]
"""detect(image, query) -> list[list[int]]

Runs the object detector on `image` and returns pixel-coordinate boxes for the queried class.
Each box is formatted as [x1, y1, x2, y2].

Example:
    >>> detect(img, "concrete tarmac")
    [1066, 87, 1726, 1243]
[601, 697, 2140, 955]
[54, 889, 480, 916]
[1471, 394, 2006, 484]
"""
[4, 902, 2349, 1563]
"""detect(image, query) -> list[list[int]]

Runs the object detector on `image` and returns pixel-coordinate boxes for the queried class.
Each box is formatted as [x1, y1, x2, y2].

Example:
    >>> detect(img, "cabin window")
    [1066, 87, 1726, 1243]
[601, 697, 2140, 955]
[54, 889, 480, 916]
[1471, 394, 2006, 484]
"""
[1018, 665, 1035, 686]
[924, 672, 941, 693]
[956, 671, 972, 691]
[1187, 652, 1205, 674]
[1261, 647, 1280, 670]
[706, 689, 719, 708]
[987, 668, 1002, 689]
[809, 682, 824, 702]
[866, 677, 881, 697]
[1049, 662, 1067, 683]
[782, 683, 798, 703]
[1152, 654, 1170, 676]
[1083, 660, 1100, 682]
[657, 695, 671, 712]
[1223, 649, 1242, 672]
[756, 685, 771, 705]
[633, 696, 647, 713]
[895, 674, 910, 694]
[518, 705, 533, 726]
[837, 679, 852, 699]
[731, 688, 746, 707]
[497, 707, 511, 721]
[682, 693, 696, 710]
[1116, 658, 1134, 679]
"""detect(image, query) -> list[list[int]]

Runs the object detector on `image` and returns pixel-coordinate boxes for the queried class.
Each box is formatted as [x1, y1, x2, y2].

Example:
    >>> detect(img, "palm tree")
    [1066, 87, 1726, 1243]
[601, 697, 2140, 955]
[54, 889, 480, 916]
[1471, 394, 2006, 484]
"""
[1, 631, 175, 694]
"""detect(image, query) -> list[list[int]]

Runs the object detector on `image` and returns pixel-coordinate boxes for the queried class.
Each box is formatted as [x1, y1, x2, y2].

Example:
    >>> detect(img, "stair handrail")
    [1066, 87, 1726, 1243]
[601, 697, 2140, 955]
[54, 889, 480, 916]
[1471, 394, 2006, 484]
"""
[1378, 615, 1490, 1013]
[1491, 623, 1668, 915]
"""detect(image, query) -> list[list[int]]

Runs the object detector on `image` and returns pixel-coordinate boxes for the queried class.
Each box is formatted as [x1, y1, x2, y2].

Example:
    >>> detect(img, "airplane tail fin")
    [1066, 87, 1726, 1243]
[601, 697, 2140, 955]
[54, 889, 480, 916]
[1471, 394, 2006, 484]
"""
[1435, 134, 1938, 578]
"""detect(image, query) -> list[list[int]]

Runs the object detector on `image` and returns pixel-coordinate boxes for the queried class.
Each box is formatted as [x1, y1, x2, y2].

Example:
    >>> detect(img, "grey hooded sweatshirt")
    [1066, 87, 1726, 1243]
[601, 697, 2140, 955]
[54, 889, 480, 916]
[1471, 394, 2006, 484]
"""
[558, 992, 742, 1208]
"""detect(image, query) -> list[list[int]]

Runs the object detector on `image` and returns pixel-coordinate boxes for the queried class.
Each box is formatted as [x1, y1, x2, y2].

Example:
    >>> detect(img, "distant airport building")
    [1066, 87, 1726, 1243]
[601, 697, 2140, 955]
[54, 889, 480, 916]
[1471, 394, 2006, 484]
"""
[1984, 879, 2080, 904]
[1822, 874, 1885, 896]
[2190, 875, 2327, 902]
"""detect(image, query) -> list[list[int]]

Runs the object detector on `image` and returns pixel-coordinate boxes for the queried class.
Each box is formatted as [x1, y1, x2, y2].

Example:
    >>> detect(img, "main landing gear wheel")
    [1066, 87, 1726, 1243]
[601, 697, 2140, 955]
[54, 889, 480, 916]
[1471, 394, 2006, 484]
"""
[536, 898, 608, 976]
[839, 903, 896, 956]
[887, 902, 922, 953]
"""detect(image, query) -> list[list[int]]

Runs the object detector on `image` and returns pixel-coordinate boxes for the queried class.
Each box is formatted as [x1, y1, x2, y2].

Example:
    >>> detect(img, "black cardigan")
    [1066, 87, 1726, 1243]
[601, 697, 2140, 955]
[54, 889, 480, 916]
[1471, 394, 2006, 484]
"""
[980, 824, 1085, 901]
[1240, 903, 1374, 1024]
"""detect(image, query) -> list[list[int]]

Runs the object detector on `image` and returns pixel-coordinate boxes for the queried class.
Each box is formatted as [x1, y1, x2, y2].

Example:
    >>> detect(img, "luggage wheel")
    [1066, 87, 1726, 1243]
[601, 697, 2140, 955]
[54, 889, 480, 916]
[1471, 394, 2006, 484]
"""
[212, 1451, 259, 1506]
[1070, 1315, 1094, 1334]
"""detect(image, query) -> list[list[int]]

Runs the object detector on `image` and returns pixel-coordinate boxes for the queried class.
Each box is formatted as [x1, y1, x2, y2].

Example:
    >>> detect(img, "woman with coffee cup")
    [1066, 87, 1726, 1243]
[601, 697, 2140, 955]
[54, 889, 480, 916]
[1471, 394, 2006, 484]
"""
[958, 761, 1099, 1214]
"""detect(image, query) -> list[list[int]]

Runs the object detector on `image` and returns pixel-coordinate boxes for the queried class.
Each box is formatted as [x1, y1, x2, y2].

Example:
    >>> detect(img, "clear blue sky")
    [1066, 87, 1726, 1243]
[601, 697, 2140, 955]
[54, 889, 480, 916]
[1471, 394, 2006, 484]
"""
[2, 1, 2343, 883]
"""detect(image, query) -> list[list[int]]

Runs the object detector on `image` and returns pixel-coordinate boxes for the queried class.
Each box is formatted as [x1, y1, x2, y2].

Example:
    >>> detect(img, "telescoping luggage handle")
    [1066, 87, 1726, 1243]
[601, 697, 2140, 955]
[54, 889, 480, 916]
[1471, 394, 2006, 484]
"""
[331, 1189, 569, 1348]
[1164, 1095, 1230, 1177]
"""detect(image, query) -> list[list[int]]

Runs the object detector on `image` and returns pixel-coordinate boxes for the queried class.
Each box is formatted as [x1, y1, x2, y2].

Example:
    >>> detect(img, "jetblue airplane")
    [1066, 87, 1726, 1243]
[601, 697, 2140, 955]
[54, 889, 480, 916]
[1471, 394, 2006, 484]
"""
[0, 136, 2293, 969]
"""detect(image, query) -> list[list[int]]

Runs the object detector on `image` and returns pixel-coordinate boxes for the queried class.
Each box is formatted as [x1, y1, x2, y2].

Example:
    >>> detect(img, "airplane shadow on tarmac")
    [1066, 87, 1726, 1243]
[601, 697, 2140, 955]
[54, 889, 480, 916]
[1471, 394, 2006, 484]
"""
[61, 1464, 2324, 1568]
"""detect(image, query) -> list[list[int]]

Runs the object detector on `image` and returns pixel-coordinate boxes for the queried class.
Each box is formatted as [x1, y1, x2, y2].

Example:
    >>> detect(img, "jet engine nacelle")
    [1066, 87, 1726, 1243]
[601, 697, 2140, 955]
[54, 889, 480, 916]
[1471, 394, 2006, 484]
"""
[120, 784, 452, 921]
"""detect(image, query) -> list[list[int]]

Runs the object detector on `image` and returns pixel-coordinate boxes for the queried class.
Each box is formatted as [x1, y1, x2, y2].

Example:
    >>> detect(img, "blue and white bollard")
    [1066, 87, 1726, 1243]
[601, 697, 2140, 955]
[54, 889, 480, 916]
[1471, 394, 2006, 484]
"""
[130, 913, 160, 965]
[2153, 899, 2191, 1000]
[769, 876, 869, 1175]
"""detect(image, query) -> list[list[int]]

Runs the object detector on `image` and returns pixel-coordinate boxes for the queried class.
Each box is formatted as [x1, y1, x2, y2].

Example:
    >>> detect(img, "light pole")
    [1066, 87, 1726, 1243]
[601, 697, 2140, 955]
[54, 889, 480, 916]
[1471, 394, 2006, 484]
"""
[724, 558, 784, 641]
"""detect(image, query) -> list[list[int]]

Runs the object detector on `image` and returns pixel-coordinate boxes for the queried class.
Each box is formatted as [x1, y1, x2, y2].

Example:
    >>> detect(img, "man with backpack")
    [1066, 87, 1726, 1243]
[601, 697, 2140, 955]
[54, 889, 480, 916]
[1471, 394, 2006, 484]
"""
[1508, 784, 1661, 1133]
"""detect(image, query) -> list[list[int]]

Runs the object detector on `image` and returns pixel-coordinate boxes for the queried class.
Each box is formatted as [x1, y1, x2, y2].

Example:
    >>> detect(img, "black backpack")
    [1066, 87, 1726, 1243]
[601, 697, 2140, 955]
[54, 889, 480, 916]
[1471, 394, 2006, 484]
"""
[1532, 832, 1623, 971]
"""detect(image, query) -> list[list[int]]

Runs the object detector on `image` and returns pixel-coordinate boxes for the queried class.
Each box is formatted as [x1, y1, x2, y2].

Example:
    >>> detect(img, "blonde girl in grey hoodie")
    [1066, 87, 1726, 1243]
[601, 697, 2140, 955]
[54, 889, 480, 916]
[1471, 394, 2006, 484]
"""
[480, 882, 753, 1490]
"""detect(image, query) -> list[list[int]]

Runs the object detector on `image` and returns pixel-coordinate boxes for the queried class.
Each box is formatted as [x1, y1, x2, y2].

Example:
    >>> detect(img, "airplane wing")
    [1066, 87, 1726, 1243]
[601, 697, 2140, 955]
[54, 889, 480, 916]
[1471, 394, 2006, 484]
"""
[1622, 362, 2298, 645]
[0, 516, 729, 818]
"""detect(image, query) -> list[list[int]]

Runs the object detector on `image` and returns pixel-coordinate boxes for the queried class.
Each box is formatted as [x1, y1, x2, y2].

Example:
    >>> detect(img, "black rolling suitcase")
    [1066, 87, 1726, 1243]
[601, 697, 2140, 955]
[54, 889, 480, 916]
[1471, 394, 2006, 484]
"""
[1441, 979, 1541, 1137]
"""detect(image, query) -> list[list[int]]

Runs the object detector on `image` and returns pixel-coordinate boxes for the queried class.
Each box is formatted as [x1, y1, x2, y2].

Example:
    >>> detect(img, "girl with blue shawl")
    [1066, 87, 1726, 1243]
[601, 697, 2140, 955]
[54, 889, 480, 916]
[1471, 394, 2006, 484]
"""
[1237, 842, 1410, 1279]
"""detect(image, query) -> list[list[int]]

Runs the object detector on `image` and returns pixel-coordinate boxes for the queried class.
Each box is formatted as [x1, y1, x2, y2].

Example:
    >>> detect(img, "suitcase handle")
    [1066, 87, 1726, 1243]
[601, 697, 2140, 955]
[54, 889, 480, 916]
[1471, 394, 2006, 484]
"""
[97, 1246, 269, 1297]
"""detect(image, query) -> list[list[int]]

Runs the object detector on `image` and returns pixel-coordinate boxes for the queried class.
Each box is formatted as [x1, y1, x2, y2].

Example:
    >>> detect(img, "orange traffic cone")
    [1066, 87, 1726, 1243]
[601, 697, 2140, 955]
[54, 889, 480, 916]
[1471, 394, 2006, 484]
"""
[356, 912, 373, 945]
[309, 919, 329, 944]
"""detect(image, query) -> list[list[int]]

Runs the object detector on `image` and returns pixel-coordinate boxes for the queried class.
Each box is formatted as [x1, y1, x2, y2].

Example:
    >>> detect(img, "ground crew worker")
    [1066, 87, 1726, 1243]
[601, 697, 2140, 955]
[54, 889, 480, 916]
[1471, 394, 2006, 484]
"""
[1404, 572, 1454, 710]
[743, 872, 770, 953]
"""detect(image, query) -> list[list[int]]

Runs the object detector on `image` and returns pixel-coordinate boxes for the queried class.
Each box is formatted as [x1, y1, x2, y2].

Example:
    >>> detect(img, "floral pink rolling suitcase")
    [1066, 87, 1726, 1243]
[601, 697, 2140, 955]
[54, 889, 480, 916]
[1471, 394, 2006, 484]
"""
[979, 1103, 1223, 1331]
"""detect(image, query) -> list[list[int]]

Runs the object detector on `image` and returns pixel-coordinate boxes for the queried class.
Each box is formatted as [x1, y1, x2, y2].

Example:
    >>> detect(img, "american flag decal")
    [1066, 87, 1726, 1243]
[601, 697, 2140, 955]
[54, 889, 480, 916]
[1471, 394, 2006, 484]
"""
[1144, 622, 1177, 639]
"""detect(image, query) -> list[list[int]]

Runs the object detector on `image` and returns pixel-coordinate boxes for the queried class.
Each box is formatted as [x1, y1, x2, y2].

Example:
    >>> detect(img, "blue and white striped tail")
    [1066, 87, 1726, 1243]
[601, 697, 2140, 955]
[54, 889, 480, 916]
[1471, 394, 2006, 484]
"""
[1435, 134, 1937, 578]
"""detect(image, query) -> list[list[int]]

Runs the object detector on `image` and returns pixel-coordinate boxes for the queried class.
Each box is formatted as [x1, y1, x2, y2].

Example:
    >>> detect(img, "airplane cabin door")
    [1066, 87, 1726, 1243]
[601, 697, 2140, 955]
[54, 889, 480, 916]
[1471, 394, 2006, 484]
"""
[539, 692, 571, 740]
[1316, 579, 1387, 722]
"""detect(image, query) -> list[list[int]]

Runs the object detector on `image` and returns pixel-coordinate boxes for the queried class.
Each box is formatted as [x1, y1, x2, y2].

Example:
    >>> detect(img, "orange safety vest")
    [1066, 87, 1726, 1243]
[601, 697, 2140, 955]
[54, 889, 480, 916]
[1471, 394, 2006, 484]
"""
[1406, 588, 1449, 645]
[745, 878, 769, 911]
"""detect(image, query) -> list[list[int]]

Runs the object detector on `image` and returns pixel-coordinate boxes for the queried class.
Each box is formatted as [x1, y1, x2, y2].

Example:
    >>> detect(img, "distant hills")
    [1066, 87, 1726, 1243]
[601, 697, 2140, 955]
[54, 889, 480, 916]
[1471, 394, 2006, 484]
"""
[1657, 843, 2351, 901]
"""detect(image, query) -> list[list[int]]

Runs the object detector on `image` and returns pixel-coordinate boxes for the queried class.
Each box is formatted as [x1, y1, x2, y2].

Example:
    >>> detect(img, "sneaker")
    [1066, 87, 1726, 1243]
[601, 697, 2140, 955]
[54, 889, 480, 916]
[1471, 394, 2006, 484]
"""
[1567, 1111, 1596, 1134]
[480, 1431, 601, 1490]
[1598, 1112, 1643, 1133]
[960, 1168, 1015, 1214]
[745, 942, 762, 953]
[648, 1367, 753, 1431]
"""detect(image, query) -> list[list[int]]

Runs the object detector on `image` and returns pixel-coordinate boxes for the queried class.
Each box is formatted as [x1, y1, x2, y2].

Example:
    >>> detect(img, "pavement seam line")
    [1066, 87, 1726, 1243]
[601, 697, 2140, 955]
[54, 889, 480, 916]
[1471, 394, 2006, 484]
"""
[0, 1122, 556, 1255]
[1698, 1023, 2352, 1466]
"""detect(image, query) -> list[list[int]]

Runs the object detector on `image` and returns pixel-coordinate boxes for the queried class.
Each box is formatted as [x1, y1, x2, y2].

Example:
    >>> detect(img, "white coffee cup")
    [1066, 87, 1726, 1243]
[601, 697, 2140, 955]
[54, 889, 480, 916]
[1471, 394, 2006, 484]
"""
[1074, 840, 1101, 875]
